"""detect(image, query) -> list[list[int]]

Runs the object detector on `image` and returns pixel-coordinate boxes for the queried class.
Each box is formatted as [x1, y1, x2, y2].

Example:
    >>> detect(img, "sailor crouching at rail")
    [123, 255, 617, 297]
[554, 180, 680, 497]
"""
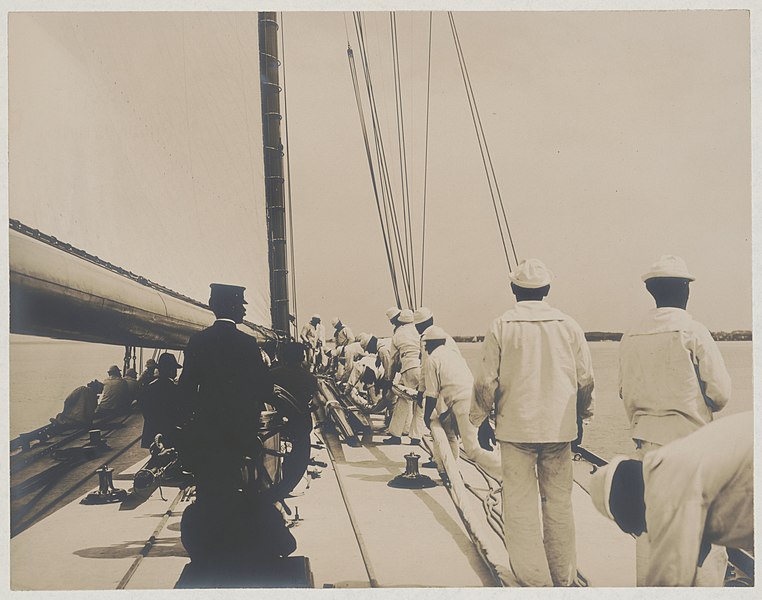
[421, 326, 502, 481]
[471, 259, 595, 587]
[619, 255, 732, 586]
[589, 411, 752, 587]
[384, 308, 425, 445]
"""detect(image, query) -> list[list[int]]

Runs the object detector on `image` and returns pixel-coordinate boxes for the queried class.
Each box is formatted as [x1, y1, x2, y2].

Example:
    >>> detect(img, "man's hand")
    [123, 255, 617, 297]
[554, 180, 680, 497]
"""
[423, 397, 436, 429]
[478, 419, 496, 451]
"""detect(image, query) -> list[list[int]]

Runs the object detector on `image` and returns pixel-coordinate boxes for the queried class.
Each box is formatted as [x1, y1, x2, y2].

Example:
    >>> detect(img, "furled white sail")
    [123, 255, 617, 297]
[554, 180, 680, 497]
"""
[9, 12, 271, 328]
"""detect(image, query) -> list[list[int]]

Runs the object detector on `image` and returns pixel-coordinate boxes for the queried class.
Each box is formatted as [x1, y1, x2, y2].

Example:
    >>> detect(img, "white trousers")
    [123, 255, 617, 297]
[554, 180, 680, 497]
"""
[500, 441, 576, 587]
[429, 398, 502, 481]
[634, 440, 727, 586]
[388, 368, 424, 439]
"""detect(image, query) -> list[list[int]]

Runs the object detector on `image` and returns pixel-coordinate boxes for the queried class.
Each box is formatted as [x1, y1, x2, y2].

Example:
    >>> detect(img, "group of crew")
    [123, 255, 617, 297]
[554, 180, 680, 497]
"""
[302, 254, 751, 588]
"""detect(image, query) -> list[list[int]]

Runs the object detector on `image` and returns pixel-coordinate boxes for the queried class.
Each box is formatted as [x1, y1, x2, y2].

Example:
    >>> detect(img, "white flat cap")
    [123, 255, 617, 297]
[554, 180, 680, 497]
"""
[311, 314, 321, 321]
[414, 306, 433, 324]
[641, 255, 695, 282]
[358, 332, 371, 348]
[331, 317, 341, 328]
[385, 306, 401, 320]
[398, 308, 414, 324]
[588, 455, 629, 522]
[422, 325, 448, 342]
[509, 258, 554, 289]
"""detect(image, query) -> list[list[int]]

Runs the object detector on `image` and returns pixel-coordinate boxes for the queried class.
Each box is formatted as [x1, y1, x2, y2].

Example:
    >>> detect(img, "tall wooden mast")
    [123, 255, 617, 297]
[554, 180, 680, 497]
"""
[259, 12, 291, 335]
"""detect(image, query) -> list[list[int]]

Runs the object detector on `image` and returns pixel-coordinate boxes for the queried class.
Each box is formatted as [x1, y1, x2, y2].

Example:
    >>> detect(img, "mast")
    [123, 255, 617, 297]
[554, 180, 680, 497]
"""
[259, 12, 291, 336]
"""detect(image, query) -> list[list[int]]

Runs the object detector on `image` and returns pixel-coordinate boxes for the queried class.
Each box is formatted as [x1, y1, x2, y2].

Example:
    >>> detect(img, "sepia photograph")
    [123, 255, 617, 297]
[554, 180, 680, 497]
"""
[3, 1, 756, 594]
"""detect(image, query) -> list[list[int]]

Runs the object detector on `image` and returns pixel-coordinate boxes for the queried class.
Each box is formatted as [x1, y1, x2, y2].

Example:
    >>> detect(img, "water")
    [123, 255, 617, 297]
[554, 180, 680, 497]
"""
[9, 335, 753, 458]
[458, 340, 753, 460]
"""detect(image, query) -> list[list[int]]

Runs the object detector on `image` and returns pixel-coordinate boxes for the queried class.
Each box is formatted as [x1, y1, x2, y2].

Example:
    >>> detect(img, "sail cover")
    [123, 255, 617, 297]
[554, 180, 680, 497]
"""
[9, 12, 272, 328]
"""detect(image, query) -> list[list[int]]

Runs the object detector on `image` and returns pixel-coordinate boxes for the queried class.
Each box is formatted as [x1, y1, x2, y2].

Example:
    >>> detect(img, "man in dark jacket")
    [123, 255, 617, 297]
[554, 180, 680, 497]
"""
[139, 353, 185, 448]
[95, 365, 131, 416]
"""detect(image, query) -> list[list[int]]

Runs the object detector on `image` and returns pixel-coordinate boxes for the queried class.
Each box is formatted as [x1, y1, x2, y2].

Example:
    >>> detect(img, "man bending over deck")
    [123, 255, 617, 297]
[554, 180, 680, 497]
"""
[589, 412, 752, 587]
[471, 259, 595, 587]
[50, 379, 103, 430]
[619, 255, 732, 586]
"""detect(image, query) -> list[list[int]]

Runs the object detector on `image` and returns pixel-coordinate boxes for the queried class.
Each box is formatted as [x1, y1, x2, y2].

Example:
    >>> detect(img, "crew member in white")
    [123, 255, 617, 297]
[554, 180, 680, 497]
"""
[299, 314, 325, 370]
[619, 255, 731, 586]
[471, 259, 595, 587]
[589, 412, 751, 586]
[422, 326, 502, 480]
[383, 308, 425, 445]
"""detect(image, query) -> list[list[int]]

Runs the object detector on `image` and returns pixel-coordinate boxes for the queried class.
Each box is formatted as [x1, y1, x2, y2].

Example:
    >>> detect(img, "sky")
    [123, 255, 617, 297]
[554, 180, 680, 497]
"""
[6, 7, 753, 339]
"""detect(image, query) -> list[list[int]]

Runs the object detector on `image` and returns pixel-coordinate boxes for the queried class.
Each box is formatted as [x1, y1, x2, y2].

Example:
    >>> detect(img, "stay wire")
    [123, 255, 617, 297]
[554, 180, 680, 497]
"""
[347, 36, 402, 307]
[447, 12, 513, 271]
[280, 12, 298, 335]
[390, 13, 417, 308]
[420, 11, 433, 305]
[449, 13, 519, 268]
[355, 13, 414, 307]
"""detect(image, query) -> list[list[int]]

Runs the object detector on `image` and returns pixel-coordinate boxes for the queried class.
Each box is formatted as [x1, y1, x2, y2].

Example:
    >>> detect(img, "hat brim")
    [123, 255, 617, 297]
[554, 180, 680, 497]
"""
[508, 276, 552, 289]
[641, 273, 695, 283]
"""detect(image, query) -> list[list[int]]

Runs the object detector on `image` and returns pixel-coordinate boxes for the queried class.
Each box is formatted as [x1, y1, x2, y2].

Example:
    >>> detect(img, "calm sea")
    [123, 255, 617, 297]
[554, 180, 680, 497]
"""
[8, 335, 753, 459]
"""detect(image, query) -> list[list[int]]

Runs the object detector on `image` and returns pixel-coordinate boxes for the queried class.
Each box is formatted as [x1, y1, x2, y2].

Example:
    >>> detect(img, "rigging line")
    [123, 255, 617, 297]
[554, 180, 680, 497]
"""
[353, 13, 404, 305]
[449, 13, 519, 267]
[347, 41, 401, 306]
[391, 12, 417, 308]
[280, 12, 298, 334]
[420, 11, 433, 305]
[447, 12, 512, 271]
[355, 13, 414, 307]
[356, 12, 412, 304]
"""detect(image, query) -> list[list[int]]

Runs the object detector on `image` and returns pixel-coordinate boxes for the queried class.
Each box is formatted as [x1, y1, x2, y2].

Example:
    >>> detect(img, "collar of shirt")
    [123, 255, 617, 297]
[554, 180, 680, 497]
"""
[628, 307, 694, 335]
[500, 300, 568, 323]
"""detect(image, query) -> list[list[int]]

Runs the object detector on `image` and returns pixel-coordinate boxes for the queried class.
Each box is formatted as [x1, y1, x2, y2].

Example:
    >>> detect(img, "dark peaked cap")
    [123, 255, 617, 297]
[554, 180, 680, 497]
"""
[209, 283, 247, 305]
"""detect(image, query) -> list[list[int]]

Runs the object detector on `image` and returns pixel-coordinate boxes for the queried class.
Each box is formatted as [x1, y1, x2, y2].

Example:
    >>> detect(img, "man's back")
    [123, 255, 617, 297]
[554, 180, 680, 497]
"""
[619, 307, 731, 445]
[473, 301, 594, 443]
[98, 377, 130, 413]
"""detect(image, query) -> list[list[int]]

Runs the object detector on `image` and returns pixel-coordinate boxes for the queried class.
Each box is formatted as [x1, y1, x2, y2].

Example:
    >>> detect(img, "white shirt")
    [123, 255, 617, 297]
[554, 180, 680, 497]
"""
[424, 345, 473, 415]
[342, 341, 365, 367]
[471, 301, 595, 443]
[335, 325, 355, 348]
[300, 322, 325, 347]
[418, 326, 460, 393]
[618, 307, 731, 446]
[642, 411, 752, 586]
[375, 337, 394, 380]
[348, 354, 384, 388]
[390, 323, 422, 374]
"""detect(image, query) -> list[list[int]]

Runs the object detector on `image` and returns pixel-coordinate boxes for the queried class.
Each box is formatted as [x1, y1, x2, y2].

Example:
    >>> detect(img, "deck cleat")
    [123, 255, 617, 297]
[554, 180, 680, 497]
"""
[388, 452, 437, 489]
[81, 465, 128, 504]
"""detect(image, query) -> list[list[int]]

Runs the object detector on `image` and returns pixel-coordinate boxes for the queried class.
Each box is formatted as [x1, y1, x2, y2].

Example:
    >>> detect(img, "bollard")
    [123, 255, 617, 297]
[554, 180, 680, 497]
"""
[388, 452, 437, 489]
[88, 430, 103, 446]
[81, 465, 128, 504]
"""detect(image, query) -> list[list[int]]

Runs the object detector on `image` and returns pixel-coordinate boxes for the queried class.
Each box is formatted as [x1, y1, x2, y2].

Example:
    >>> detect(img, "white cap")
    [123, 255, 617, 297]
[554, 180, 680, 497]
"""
[641, 255, 695, 282]
[422, 325, 448, 342]
[331, 317, 341, 328]
[589, 455, 629, 522]
[358, 332, 371, 348]
[414, 306, 433, 324]
[398, 309, 414, 324]
[311, 314, 321, 321]
[509, 258, 553, 289]
[385, 306, 401, 320]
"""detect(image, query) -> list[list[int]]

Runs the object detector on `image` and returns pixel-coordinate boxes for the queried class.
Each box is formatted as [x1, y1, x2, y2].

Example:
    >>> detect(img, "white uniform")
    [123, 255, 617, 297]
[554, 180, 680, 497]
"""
[424, 345, 501, 480]
[619, 306, 732, 585]
[417, 326, 460, 394]
[641, 412, 752, 586]
[335, 325, 355, 349]
[339, 341, 365, 383]
[347, 355, 384, 405]
[472, 300, 595, 587]
[387, 323, 424, 439]
[300, 321, 325, 348]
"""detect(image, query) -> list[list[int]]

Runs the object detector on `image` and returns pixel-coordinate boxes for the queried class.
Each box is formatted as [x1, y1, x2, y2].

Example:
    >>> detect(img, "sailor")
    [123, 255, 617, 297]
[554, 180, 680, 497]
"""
[50, 379, 103, 430]
[139, 358, 158, 387]
[589, 411, 752, 587]
[270, 342, 318, 415]
[385, 306, 402, 330]
[177, 283, 273, 560]
[124, 367, 140, 403]
[331, 317, 355, 349]
[95, 365, 132, 415]
[421, 326, 501, 480]
[384, 308, 425, 445]
[471, 259, 595, 587]
[413, 305, 460, 398]
[299, 314, 325, 370]
[346, 353, 385, 406]
[339, 335, 367, 383]
[619, 255, 732, 586]
[360, 333, 396, 419]
[139, 352, 185, 448]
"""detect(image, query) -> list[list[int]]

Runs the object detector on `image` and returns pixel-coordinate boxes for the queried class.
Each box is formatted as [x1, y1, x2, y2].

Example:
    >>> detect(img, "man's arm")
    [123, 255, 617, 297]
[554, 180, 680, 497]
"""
[692, 326, 731, 412]
[573, 324, 595, 420]
[470, 323, 500, 428]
